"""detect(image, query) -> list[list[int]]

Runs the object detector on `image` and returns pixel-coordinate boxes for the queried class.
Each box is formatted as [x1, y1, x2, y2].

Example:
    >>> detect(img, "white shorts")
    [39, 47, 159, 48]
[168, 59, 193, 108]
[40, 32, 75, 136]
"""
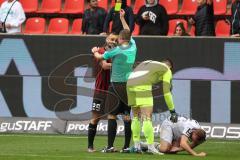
[160, 119, 173, 144]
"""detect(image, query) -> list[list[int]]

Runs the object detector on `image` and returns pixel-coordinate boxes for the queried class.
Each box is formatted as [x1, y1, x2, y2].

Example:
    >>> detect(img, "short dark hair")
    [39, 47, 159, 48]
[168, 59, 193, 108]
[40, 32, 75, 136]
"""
[162, 58, 174, 70]
[194, 129, 206, 142]
[87, 0, 96, 3]
[119, 29, 131, 41]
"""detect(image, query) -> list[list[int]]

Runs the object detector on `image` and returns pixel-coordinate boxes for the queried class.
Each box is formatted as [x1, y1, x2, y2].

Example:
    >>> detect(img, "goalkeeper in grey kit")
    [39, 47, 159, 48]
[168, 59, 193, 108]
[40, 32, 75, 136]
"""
[127, 60, 178, 154]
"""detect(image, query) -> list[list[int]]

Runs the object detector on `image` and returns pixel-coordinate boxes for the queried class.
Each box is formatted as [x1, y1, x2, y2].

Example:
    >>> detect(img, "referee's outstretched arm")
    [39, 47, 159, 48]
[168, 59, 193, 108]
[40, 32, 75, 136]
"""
[120, 9, 130, 31]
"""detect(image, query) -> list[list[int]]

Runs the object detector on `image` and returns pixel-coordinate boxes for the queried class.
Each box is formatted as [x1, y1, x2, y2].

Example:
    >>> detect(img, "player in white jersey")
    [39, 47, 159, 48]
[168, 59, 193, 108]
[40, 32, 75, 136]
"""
[140, 116, 207, 156]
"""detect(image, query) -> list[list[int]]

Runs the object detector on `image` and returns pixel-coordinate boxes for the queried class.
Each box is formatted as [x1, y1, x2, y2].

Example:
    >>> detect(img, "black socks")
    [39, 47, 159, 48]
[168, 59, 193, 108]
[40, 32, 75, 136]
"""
[107, 119, 117, 148]
[88, 123, 97, 148]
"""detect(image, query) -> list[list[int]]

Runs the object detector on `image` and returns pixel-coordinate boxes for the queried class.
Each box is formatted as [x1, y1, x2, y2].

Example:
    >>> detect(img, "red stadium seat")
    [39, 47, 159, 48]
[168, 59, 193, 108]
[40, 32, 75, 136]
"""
[215, 20, 230, 37]
[61, 0, 84, 14]
[70, 18, 82, 34]
[47, 18, 69, 34]
[38, 0, 61, 13]
[189, 25, 195, 36]
[109, 21, 113, 32]
[226, 10, 231, 16]
[24, 17, 46, 34]
[19, 0, 38, 13]
[159, 0, 178, 15]
[111, 0, 131, 7]
[177, 0, 198, 15]
[213, 0, 227, 15]
[133, 0, 145, 14]
[98, 0, 108, 11]
[132, 23, 140, 35]
[0, 0, 5, 5]
[168, 19, 188, 35]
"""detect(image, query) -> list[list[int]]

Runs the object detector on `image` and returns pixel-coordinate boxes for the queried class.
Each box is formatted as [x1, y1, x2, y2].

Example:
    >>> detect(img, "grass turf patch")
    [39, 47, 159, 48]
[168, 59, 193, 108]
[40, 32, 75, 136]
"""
[0, 134, 240, 160]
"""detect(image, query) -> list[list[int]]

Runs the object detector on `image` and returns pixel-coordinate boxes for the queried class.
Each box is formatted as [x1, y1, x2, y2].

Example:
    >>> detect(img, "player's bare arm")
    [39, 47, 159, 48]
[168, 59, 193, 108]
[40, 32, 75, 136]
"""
[168, 140, 200, 153]
[169, 138, 201, 153]
[101, 61, 111, 70]
[180, 135, 206, 157]
[92, 47, 104, 60]
[119, 9, 130, 31]
[168, 145, 184, 153]
[189, 140, 201, 149]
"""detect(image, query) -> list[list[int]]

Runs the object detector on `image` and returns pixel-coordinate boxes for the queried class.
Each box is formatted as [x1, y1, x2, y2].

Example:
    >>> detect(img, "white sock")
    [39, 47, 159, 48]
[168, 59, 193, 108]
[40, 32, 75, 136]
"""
[140, 141, 148, 149]
[154, 142, 161, 151]
[148, 143, 155, 150]
[134, 142, 141, 150]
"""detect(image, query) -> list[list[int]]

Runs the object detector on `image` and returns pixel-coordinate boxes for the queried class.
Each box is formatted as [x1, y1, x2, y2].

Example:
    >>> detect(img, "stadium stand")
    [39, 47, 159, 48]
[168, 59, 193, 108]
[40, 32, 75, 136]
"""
[61, 0, 84, 14]
[18, 0, 232, 36]
[132, 23, 140, 35]
[0, 0, 4, 5]
[189, 25, 195, 36]
[109, 21, 113, 33]
[133, 0, 145, 14]
[38, 0, 61, 13]
[98, 0, 108, 11]
[70, 18, 82, 34]
[111, 0, 131, 7]
[47, 18, 69, 34]
[226, 0, 235, 15]
[215, 20, 230, 37]
[213, 0, 227, 15]
[177, 0, 198, 15]
[24, 17, 46, 34]
[159, 0, 179, 15]
[19, 0, 38, 13]
[168, 19, 188, 35]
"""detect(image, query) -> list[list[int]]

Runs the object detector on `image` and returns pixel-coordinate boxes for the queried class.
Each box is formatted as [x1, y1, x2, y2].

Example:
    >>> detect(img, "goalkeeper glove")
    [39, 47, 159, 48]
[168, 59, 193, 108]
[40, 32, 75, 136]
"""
[170, 110, 178, 123]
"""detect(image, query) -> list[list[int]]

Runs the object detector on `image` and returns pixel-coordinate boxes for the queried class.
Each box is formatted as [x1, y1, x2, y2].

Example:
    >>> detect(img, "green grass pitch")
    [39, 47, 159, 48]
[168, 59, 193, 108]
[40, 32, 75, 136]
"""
[0, 134, 240, 160]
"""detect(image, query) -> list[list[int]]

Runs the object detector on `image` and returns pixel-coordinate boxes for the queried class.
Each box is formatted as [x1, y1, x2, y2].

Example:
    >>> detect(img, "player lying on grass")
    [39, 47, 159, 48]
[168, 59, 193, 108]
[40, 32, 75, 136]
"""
[139, 116, 207, 157]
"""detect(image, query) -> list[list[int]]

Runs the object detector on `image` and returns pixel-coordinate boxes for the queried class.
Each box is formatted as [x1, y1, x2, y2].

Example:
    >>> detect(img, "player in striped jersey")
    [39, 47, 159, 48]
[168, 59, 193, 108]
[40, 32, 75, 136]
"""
[92, 9, 136, 153]
[88, 33, 118, 152]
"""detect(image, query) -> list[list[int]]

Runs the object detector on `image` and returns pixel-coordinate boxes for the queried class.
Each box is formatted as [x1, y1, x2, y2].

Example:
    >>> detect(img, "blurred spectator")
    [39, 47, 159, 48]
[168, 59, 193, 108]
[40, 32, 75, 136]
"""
[231, 0, 240, 37]
[102, 0, 134, 34]
[174, 22, 190, 36]
[188, 0, 215, 36]
[82, 0, 107, 34]
[136, 0, 169, 35]
[0, 0, 26, 34]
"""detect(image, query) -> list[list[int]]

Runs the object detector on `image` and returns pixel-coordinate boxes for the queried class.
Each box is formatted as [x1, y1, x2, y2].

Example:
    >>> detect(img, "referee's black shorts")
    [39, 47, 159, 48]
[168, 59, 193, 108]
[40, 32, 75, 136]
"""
[104, 82, 131, 116]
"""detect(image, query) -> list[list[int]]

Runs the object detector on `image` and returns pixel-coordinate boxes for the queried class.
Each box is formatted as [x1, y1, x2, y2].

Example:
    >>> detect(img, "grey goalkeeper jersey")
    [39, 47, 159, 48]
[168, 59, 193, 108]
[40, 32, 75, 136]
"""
[127, 60, 172, 86]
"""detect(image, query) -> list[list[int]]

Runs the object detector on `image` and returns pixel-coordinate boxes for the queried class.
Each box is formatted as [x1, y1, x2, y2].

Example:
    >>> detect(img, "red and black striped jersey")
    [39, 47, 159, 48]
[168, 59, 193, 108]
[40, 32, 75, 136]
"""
[94, 47, 110, 91]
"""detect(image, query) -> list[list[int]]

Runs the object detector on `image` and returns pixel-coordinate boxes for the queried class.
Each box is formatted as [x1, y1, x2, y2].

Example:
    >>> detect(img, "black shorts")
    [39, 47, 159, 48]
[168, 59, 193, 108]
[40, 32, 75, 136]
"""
[92, 90, 108, 114]
[104, 82, 131, 116]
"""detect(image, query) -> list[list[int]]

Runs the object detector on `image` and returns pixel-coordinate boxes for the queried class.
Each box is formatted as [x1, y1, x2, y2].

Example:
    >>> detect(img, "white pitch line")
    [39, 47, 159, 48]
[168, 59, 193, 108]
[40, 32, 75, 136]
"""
[0, 134, 87, 139]
[0, 153, 73, 158]
[65, 157, 172, 160]
[0, 154, 169, 160]
[83, 156, 136, 160]
[208, 141, 240, 144]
